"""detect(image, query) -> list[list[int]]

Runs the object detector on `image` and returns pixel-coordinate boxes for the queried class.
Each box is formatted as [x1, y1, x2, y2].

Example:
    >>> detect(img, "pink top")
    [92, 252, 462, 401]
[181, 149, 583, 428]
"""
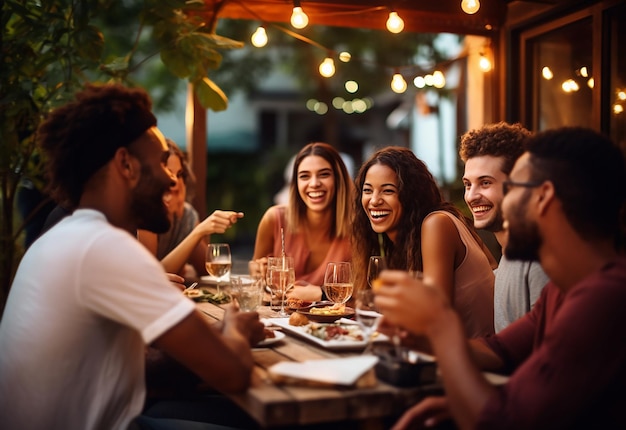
[427, 210, 495, 337]
[271, 206, 351, 286]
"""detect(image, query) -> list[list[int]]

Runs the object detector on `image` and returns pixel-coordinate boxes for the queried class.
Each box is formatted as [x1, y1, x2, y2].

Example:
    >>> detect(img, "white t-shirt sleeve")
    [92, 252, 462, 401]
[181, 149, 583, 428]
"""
[77, 228, 195, 344]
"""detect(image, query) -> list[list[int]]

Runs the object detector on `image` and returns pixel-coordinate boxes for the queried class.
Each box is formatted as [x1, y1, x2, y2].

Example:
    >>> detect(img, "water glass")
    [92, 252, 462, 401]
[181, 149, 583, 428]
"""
[231, 276, 263, 312]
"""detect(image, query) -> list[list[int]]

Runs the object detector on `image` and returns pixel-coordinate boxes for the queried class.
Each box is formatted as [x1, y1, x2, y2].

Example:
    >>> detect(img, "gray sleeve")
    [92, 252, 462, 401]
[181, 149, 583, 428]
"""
[527, 261, 550, 309]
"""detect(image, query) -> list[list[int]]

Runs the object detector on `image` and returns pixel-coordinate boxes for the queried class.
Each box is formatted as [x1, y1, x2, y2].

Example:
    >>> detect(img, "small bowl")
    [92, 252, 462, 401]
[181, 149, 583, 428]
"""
[296, 304, 355, 323]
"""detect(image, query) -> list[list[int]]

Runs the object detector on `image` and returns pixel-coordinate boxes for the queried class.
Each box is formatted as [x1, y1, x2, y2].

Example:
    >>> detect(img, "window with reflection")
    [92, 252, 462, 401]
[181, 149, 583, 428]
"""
[528, 18, 593, 131]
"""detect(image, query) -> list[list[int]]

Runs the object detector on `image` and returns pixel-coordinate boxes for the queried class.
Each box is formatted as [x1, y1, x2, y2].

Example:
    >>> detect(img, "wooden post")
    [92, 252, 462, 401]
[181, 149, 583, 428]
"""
[185, 83, 207, 219]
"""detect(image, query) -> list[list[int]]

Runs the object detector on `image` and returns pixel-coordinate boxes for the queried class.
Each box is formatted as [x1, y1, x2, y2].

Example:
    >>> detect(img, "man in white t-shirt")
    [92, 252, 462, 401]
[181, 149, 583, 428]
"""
[460, 122, 549, 332]
[0, 84, 264, 430]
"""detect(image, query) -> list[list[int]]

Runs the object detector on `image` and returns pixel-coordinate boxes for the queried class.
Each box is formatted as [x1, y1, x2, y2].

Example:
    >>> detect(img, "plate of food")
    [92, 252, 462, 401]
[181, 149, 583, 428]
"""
[183, 288, 230, 304]
[296, 303, 355, 323]
[255, 329, 286, 347]
[268, 317, 388, 351]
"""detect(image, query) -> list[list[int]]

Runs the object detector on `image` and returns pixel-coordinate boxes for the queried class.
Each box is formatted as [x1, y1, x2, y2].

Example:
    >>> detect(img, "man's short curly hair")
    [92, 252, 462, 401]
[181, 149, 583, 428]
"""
[459, 122, 532, 175]
[37, 83, 157, 208]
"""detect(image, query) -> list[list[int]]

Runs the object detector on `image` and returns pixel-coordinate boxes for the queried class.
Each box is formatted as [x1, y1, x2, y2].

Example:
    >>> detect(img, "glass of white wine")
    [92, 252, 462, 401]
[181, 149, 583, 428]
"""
[266, 256, 295, 316]
[367, 256, 386, 289]
[323, 262, 353, 305]
[205, 243, 231, 297]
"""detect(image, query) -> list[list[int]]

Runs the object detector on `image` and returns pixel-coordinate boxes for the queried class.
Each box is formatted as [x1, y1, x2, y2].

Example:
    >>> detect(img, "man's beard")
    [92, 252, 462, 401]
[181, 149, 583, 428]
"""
[504, 216, 541, 261]
[482, 210, 504, 233]
[132, 168, 171, 234]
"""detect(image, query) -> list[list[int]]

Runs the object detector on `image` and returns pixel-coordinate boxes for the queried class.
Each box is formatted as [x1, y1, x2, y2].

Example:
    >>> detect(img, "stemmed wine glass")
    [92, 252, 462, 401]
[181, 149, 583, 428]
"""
[266, 256, 295, 317]
[367, 256, 386, 289]
[354, 288, 382, 353]
[323, 262, 353, 305]
[205, 243, 232, 296]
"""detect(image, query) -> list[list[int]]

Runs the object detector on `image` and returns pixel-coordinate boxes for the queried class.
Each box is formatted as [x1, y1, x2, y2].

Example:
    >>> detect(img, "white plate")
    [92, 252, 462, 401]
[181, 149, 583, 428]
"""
[268, 318, 388, 351]
[199, 275, 219, 284]
[255, 330, 285, 347]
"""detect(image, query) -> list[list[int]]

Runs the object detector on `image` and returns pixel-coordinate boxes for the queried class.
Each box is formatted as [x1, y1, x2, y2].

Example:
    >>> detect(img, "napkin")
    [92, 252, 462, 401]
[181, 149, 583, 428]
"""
[268, 356, 378, 387]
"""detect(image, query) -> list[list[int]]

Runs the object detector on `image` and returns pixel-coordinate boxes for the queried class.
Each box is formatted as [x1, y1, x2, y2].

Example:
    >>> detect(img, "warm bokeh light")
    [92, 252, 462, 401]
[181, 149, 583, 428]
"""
[617, 90, 626, 101]
[386, 11, 404, 33]
[432, 71, 446, 88]
[251, 26, 268, 47]
[414, 76, 426, 88]
[479, 54, 492, 72]
[587, 78, 594, 89]
[461, 0, 480, 15]
[319, 57, 335, 77]
[561, 79, 580, 92]
[339, 51, 351, 62]
[542, 66, 554, 80]
[613, 104, 624, 115]
[345, 80, 358, 93]
[290, 6, 309, 29]
[391, 73, 407, 93]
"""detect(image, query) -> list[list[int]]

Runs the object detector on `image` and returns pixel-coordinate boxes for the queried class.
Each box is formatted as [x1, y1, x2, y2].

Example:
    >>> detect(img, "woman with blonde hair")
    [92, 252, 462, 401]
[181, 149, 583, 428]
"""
[253, 142, 353, 301]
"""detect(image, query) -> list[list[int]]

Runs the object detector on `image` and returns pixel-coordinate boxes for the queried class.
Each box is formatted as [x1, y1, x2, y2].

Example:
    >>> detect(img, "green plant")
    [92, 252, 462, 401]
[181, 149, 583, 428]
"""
[0, 0, 243, 312]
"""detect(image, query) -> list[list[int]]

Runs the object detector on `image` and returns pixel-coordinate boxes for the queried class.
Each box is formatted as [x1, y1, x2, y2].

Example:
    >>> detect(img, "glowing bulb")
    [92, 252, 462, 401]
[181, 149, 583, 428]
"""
[386, 11, 404, 33]
[579, 66, 589, 78]
[479, 54, 492, 72]
[339, 51, 351, 62]
[587, 78, 594, 89]
[345, 80, 358, 93]
[561, 79, 579, 93]
[461, 0, 481, 15]
[542, 66, 554, 80]
[251, 26, 268, 47]
[290, 6, 309, 29]
[319, 57, 335, 78]
[391, 73, 407, 93]
[433, 71, 446, 88]
[613, 104, 624, 115]
[618, 91, 626, 101]
[414, 76, 426, 88]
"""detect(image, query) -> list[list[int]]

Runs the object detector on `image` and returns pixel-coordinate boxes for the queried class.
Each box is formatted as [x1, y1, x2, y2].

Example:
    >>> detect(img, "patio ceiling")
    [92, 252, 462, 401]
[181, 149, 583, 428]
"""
[201, 0, 509, 36]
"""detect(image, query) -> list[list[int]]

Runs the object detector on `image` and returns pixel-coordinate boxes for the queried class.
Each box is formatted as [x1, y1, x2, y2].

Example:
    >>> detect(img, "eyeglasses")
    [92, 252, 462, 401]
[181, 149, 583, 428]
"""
[502, 180, 543, 195]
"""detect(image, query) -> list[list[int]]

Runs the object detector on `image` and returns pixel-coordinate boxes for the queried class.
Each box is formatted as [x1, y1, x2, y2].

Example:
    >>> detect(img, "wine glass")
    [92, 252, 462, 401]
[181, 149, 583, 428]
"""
[266, 256, 295, 317]
[323, 262, 353, 305]
[205, 243, 231, 296]
[367, 256, 387, 289]
[354, 288, 382, 353]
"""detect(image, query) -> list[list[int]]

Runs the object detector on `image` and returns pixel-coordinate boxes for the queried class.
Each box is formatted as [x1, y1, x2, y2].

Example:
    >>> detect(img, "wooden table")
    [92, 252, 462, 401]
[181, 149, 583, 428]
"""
[196, 300, 446, 429]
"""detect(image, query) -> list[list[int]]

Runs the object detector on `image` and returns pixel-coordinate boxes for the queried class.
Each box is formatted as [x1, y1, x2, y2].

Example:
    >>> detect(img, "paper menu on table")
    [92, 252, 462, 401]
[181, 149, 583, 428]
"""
[268, 355, 378, 387]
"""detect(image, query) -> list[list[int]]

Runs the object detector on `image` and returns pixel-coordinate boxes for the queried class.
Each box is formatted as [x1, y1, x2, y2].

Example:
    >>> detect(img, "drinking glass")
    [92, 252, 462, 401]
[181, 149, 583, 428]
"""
[231, 276, 263, 312]
[354, 288, 382, 353]
[266, 256, 295, 316]
[323, 262, 353, 305]
[205, 243, 231, 296]
[367, 256, 387, 288]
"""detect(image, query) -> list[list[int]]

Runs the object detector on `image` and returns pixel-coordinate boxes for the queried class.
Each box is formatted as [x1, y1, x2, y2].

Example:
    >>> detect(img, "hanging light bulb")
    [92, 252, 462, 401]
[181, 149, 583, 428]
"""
[391, 73, 407, 93]
[461, 0, 481, 15]
[319, 57, 335, 78]
[479, 53, 492, 72]
[251, 26, 268, 48]
[290, 1, 309, 29]
[386, 11, 404, 33]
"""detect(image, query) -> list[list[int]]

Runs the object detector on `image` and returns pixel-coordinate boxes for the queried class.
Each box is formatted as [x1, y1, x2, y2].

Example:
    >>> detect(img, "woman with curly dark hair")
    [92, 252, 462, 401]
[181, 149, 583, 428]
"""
[353, 146, 497, 337]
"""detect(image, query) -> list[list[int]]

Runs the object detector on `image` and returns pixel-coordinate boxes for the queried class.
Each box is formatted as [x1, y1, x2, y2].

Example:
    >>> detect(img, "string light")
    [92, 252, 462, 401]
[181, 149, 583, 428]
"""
[319, 57, 336, 77]
[386, 11, 404, 33]
[290, 1, 309, 29]
[338, 51, 351, 62]
[251, 26, 268, 47]
[391, 73, 407, 93]
[542, 66, 554, 80]
[461, 0, 481, 15]
[479, 53, 492, 72]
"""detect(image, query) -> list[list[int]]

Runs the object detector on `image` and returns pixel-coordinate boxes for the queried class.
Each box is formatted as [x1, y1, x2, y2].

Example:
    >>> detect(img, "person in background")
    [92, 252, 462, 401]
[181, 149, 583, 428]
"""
[353, 146, 497, 338]
[376, 127, 626, 429]
[460, 122, 549, 332]
[252, 142, 353, 302]
[137, 139, 243, 278]
[0, 83, 264, 430]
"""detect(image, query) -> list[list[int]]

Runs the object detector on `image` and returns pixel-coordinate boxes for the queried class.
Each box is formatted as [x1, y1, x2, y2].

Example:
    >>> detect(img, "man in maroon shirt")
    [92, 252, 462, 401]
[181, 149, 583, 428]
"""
[375, 127, 626, 429]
